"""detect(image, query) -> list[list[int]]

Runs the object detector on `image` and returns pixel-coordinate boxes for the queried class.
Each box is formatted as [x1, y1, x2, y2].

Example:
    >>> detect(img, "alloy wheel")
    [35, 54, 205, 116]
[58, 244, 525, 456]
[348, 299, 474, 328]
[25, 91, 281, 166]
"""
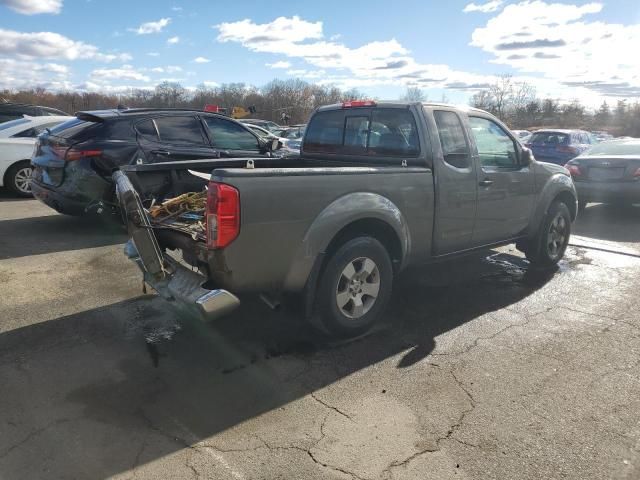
[335, 257, 380, 319]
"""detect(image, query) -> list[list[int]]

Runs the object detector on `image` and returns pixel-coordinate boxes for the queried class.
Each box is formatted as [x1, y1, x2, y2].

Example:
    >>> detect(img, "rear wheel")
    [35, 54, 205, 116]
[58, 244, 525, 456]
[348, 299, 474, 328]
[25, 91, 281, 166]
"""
[317, 237, 393, 338]
[525, 201, 572, 268]
[6, 161, 33, 197]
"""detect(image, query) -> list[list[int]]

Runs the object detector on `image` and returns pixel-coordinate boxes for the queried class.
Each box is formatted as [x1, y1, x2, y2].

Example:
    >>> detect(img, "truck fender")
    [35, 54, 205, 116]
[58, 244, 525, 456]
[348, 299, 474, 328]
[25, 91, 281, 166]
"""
[527, 173, 577, 238]
[282, 192, 410, 292]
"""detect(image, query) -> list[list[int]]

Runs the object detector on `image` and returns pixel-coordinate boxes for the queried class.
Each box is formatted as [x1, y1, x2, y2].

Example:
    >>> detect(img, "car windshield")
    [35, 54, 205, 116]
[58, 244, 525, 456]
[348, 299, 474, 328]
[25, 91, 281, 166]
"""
[0, 117, 30, 131]
[583, 141, 640, 156]
[529, 132, 569, 144]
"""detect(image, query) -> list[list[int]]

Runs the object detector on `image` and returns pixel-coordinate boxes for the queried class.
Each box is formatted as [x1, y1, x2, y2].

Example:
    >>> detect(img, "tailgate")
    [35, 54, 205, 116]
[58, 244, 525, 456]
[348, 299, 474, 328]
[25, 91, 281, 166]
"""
[113, 170, 239, 322]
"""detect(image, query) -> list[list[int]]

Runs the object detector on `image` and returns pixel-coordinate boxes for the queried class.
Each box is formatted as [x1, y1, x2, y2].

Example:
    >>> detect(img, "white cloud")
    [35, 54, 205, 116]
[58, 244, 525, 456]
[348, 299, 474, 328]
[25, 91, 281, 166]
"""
[215, 16, 493, 92]
[0, 58, 71, 90]
[91, 65, 150, 82]
[463, 1, 504, 13]
[147, 52, 160, 57]
[167, 36, 180, 45]
[0, 0, 62, 14]
[470, 1, 640, 97]
[171, 6, 182, 11]
[266, 60, 291, 69]
[194, 56, 210, 63]
[217, 16, 323, 45]
[0, 28, 130, 62]
[201, 80, 219, 88]
[129, 18, 171, 35]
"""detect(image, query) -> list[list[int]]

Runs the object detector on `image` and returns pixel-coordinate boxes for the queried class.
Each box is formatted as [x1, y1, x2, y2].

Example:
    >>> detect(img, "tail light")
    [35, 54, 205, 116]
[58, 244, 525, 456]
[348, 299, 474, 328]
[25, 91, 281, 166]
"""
[566, 164, 582, 177]
[206, 182, 240, 249]
[557, 145, 578, 155]
[65, 148, 102, 162]
[50, 143, 102, 162]
[342, 100, 376, 108]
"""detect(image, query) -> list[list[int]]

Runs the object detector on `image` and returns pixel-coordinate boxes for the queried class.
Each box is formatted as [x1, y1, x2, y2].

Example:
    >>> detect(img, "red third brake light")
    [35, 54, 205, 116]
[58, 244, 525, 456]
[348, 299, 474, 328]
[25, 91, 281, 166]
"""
[342, 100, 376, 108]
[206, 182, 240, 249]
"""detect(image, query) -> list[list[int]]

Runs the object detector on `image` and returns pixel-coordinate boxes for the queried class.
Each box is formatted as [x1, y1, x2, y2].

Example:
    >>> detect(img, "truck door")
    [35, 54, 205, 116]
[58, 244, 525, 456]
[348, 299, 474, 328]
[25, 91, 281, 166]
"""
[466, 115, 536, 245]
[431, 109, 478, 255]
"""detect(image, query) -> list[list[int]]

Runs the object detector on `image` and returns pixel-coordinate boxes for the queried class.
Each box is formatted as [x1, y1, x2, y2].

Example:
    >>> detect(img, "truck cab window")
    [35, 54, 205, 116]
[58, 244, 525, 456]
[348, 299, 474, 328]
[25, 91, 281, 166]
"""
[368, 109, 419, 157]
[433, 110, 470, 168]
[468, 117, 519, 168]
[344, 116, 369, 153]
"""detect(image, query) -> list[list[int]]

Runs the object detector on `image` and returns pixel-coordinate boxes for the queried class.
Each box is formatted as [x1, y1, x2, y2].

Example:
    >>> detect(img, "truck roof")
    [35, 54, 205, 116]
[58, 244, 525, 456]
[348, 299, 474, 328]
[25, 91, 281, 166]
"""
[315, 100, 489, 116]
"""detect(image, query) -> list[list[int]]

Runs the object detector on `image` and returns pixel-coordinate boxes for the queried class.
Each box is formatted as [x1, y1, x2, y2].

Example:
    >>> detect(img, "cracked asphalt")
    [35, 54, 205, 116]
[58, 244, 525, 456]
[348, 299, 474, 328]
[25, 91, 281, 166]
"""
[1, 194, 639, 480]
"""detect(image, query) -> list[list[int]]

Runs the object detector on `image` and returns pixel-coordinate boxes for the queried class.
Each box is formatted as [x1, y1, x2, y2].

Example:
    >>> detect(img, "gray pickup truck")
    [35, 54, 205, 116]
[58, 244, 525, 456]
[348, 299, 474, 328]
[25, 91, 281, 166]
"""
[115, 101, 577, 337]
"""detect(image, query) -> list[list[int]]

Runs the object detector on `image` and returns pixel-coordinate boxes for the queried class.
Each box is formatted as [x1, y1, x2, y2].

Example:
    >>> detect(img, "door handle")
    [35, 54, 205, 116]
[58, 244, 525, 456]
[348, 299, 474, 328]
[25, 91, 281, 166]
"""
[479, 178, 494, 187]
[151, 149, 170, 156]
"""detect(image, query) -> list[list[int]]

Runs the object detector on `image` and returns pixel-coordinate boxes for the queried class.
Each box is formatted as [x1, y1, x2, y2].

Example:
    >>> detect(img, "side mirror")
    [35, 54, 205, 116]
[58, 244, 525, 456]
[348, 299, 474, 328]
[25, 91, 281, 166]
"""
[521, 147, 534, 166]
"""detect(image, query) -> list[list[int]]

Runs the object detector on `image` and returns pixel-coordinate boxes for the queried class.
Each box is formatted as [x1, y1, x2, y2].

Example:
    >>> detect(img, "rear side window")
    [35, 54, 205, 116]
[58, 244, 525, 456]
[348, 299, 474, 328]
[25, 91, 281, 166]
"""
[153, 116, 207, 145]
[49, 118, 97, 141]
[433, 110, 470, 168]
[135, 119, 159, 141]
[99, 120, 134, 141]
[0, 118, 30, 131]
[11, 122, 63, 138]
[304, 110, 345, 153]
[203, 117, 259, 150]
[530, 132, 568, 145]
[304, 108, 420, 157]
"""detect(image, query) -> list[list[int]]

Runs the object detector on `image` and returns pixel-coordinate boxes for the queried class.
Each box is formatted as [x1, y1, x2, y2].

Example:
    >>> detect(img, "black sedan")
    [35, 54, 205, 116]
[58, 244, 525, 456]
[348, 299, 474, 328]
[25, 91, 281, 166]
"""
[565, 139, 640, 211]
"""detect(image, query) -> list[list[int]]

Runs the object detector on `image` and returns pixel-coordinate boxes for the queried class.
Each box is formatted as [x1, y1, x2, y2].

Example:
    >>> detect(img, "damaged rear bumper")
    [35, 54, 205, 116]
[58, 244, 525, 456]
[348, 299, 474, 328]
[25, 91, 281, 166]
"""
[114, 168, 239, 322]
[125, 240, 240, 322]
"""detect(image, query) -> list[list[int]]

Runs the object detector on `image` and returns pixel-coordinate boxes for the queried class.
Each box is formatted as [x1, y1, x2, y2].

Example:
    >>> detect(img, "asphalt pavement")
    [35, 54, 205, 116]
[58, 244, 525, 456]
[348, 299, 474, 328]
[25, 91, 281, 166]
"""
[1, 192, 639, 480]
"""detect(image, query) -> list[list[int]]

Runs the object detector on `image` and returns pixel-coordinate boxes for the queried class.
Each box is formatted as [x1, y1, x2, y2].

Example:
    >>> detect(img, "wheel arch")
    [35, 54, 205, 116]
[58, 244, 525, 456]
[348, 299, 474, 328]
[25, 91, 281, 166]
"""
[282, 191, 409, 296]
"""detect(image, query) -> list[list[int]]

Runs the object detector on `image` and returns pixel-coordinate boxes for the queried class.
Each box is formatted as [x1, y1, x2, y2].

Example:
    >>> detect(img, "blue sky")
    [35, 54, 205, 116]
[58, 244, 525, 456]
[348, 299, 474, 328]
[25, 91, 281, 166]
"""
[1, 0, 639, 106]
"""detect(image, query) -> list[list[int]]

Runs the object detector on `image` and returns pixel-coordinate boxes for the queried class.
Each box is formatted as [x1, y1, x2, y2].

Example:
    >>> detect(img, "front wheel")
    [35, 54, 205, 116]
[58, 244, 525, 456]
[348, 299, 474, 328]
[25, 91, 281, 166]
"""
[316, 237, 393, 338]
[526, 201, 572, 268]
[6, 161, 33, 197]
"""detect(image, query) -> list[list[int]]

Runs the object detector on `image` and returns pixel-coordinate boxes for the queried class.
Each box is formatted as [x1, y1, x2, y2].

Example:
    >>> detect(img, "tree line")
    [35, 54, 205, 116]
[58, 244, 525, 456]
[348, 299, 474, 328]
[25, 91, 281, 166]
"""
[3, 75, 639, 136]
[0, 79, 364, 125]
[466, 75, 640, 137]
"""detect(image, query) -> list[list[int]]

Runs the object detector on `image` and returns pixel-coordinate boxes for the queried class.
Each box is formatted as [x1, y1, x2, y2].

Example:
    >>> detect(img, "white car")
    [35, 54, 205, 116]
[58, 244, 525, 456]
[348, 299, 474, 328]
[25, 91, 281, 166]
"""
[243, 123, 300, 157]
[0, 115, 72, 196]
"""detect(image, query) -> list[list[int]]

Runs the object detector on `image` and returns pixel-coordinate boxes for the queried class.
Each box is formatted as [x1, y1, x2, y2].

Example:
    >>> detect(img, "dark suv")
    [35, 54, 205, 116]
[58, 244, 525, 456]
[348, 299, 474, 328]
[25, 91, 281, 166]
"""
[31, 108, 276, 216]
[0, 102, 68, 123]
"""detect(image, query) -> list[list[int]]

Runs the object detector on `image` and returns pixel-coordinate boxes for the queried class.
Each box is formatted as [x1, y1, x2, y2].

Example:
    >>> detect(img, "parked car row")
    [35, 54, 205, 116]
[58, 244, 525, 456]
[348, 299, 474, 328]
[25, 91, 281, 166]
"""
[29, 108, 288, 215]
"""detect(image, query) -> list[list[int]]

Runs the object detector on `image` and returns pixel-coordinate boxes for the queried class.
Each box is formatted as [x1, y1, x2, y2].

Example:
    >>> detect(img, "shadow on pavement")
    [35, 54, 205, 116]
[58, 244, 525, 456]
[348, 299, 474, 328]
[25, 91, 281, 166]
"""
[574, 203, 640, 244]
[0, 214, 125, 259]
[0, 249, 559, 479]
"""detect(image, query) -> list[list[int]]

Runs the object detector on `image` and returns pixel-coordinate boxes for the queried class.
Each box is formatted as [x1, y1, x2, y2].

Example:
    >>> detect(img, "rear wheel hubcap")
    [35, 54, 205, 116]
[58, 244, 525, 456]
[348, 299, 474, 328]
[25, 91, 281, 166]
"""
[547, 213, 567, 259]
[335, 257, 380, 319]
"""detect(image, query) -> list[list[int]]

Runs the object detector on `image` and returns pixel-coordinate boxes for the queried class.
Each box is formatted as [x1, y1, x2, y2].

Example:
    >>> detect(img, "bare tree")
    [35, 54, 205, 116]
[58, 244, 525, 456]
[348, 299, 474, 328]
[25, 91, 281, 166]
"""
[402, 87, 426, 102]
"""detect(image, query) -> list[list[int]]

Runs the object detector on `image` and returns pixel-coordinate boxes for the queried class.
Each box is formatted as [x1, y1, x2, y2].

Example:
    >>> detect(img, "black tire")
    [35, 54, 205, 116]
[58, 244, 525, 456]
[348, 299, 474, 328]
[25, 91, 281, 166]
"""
[316, 236, 393, 338]
[578, 199, 587, 213]
[5, 160, 33, 197]
[525, 201, 572, 268]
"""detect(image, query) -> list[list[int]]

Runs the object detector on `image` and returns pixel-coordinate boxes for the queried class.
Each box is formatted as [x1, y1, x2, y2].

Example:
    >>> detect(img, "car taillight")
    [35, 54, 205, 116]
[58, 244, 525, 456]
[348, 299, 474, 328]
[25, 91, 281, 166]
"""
[342, 100, 376, 108]
[566, 164, 582, 177]
[557, 145, 578, 155]
[51, 144, 69, 160]
[65, 148, 102, 162]
[206, 182, 240, 249]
